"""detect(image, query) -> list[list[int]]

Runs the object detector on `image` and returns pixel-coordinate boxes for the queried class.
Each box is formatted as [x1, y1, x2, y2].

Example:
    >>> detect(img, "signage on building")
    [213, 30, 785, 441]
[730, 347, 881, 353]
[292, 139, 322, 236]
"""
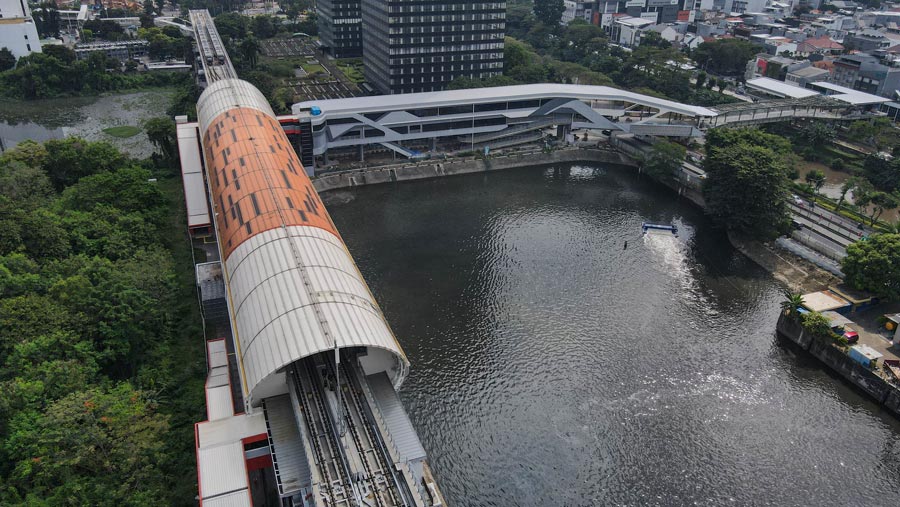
[677, 9, 691, 21]
[625, 0, 646, 7]
[601, 13, 614, 26]
[640, 11, 659, 21]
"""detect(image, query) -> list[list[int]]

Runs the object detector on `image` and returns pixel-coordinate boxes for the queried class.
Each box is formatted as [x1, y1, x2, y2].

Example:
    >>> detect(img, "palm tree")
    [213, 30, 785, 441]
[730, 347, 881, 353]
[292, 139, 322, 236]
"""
[836, 176, 858, 211]
[780, 290, 805, 317]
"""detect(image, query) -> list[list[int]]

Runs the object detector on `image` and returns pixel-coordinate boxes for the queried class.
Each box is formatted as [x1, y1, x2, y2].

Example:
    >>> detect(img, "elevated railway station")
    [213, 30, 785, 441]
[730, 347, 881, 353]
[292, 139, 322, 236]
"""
[179, 15, 444, 506]
[290, 83, 885, 169]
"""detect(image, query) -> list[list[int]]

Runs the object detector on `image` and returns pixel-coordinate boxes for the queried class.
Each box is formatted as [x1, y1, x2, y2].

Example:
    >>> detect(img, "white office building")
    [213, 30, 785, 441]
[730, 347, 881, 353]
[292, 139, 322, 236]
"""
[0, 0, 41, 59]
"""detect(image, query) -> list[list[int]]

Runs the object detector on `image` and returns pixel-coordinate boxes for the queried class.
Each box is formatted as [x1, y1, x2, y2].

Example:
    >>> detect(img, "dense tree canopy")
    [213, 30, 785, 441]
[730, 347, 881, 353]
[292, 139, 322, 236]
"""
[0, 138, 204, 504]
[0, 48, 15, 72]
[863, 154, 900, 193]
[691, 39, 760, 76]
[534, 0, 565, 25]
[842, 234, 900, 300]
[0, 46, 189, 99]
[642, 140, 686, 181]
[702, 128, 792, 238]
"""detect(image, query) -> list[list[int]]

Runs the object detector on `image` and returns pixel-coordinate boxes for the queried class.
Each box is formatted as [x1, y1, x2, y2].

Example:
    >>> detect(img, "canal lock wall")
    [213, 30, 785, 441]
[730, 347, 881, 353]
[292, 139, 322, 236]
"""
[312, 147, 637, 193]
[776, 313, 900, 417]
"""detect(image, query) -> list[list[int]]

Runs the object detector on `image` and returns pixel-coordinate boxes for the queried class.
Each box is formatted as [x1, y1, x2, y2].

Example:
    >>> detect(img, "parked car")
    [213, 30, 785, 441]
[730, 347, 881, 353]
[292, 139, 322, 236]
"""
[792, 194, 804, 206]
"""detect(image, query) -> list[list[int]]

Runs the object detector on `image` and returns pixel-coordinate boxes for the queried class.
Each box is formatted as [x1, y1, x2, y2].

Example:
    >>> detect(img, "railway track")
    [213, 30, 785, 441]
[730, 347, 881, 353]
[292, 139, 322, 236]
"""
[292, 354, 417, 507]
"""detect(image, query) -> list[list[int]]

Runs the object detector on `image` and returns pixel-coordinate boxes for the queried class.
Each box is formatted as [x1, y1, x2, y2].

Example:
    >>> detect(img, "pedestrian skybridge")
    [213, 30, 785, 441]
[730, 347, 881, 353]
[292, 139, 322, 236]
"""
[290, 83, 880, 165]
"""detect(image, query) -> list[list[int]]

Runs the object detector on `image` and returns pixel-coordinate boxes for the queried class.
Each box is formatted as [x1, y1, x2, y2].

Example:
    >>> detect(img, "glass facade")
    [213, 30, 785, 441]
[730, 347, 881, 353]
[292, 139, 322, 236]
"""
[317, 0, 363, 57]
[361, 0, 506, 94]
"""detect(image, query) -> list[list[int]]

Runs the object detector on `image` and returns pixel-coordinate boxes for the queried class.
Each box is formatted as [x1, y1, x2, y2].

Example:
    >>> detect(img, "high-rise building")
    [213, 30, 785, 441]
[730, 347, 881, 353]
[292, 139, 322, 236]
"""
[360, 0, 506, 94]
[0, 0, 41, 59]
[316, 0, 363, 58]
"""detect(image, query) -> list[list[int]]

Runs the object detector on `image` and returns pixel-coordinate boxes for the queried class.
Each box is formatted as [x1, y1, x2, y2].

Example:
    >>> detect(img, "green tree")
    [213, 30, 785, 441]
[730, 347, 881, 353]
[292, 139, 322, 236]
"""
[642, 140, 686, 181]
[836, 176, 859, 211]
[863, 154, 900, 193]
[798, 121, 836, 148]
[692, 39, 759, 76]
[805, 169, 826, 196]
[144, 117, 177, 163]
[251, 15, 278, 38]
[240, 35, 260, 69]
[801, 311, 834, 337]
[214, 12, 248, 39]
[842, 233, 900, 299]
[534, 0, 565, 26]
[3, 384, 170, 504]
[42, 137, 129, 190]
[695, 72, 706, 89]
[0, 47, 15, 72]
[702, 128, 791, 238]
[856, 190, 899, 225]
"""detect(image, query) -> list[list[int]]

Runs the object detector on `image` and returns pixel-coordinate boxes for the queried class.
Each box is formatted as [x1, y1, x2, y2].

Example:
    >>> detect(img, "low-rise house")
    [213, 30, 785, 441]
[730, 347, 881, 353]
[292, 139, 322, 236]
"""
[786, 64, 831, 86]
[795, 36, 845, 56]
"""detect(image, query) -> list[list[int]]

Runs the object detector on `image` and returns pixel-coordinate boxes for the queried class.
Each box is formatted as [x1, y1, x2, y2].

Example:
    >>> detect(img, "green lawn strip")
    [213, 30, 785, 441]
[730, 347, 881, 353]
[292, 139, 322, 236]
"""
[102, 125, 142, 138]
[300, 63, 327, 75]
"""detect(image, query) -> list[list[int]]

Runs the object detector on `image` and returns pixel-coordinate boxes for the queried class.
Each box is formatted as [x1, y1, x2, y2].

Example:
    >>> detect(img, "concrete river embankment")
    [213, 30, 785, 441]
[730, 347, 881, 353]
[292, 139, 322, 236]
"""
[777, 313, 900, 417]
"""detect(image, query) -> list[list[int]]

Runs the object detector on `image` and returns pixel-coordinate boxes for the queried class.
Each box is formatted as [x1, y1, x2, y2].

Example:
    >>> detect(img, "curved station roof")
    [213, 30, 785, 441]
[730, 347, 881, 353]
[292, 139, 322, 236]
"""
[294, 83, 721, 118]
[197, 79, 408, 404]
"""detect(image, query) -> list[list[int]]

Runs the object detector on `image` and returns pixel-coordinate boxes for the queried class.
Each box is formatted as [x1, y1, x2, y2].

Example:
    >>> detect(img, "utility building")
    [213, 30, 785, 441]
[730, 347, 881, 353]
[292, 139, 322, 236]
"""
[360, 0, 506, 94]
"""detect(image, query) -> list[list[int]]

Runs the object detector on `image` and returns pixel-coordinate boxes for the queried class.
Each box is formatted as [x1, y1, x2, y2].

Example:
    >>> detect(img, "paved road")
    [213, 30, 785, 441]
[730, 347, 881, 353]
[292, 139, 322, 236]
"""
[786, 197, 871, 263]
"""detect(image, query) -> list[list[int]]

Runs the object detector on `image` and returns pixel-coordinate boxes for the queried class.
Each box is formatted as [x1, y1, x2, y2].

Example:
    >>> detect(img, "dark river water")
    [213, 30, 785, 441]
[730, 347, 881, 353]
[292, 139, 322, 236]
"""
[325, 163, 900, 507]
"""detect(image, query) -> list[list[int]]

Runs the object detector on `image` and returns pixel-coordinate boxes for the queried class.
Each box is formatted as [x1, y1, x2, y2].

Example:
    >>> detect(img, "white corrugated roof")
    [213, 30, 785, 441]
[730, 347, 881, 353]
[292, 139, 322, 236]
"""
[368, 372, 427, 464]
[225, 226, 408, 404]
[202, 490, 252, 507]
[195, 412, 266, 505]
[177, 122, 212, 228]
[293, 83, 719, 118]
[208, 339, 228, 369]
[746, 77, 820, 98]
[197, 79, 274, 136]
[198, 442, 248, 500]
[197, 412, 267, 448]
[207, 386, 234, 421]
[808, 82, 890, 105]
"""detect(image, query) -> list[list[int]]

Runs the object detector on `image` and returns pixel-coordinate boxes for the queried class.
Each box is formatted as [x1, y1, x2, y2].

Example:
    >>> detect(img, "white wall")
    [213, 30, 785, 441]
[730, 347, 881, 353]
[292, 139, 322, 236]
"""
[0, 20, 41, 59]
[0, 0, 30, 18]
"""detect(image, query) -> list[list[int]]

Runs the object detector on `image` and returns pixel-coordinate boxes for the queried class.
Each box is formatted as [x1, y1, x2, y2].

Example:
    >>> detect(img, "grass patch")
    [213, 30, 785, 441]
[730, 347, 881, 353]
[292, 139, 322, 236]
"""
[823, 145, 862, 162]
[336, 62, 364, 84]
[102, 125, 142, 138]
[301, 63, 327, 75]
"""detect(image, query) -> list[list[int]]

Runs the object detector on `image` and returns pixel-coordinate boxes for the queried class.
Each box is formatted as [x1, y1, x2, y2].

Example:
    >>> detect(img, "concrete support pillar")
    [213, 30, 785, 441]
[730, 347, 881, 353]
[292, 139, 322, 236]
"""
[359, 144, 364, 162]
[431, 137, 437, 152]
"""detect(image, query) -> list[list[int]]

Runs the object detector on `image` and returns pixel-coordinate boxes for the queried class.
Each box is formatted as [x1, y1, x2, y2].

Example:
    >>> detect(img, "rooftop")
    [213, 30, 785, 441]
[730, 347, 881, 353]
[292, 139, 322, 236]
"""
[807, 82, 891, 105]
[746, 77, 821, 98]
[801, 289, 851, 312]
[294, 83, 720, 118]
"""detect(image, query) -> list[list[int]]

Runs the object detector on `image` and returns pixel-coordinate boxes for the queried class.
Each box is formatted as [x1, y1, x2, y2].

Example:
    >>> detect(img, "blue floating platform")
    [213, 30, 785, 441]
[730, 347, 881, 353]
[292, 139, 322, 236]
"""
[642, 222, 678, 235]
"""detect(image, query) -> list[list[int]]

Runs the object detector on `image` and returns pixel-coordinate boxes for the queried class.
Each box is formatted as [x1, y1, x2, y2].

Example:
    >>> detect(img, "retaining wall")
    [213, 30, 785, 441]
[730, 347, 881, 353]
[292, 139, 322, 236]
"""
[777, 313, 900, 417]
[312, 148, 637, 193]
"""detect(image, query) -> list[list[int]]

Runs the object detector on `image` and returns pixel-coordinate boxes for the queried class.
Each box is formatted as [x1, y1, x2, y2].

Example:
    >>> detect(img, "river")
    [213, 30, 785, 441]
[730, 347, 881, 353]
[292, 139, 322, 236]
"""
[325, 163, 900, 507]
